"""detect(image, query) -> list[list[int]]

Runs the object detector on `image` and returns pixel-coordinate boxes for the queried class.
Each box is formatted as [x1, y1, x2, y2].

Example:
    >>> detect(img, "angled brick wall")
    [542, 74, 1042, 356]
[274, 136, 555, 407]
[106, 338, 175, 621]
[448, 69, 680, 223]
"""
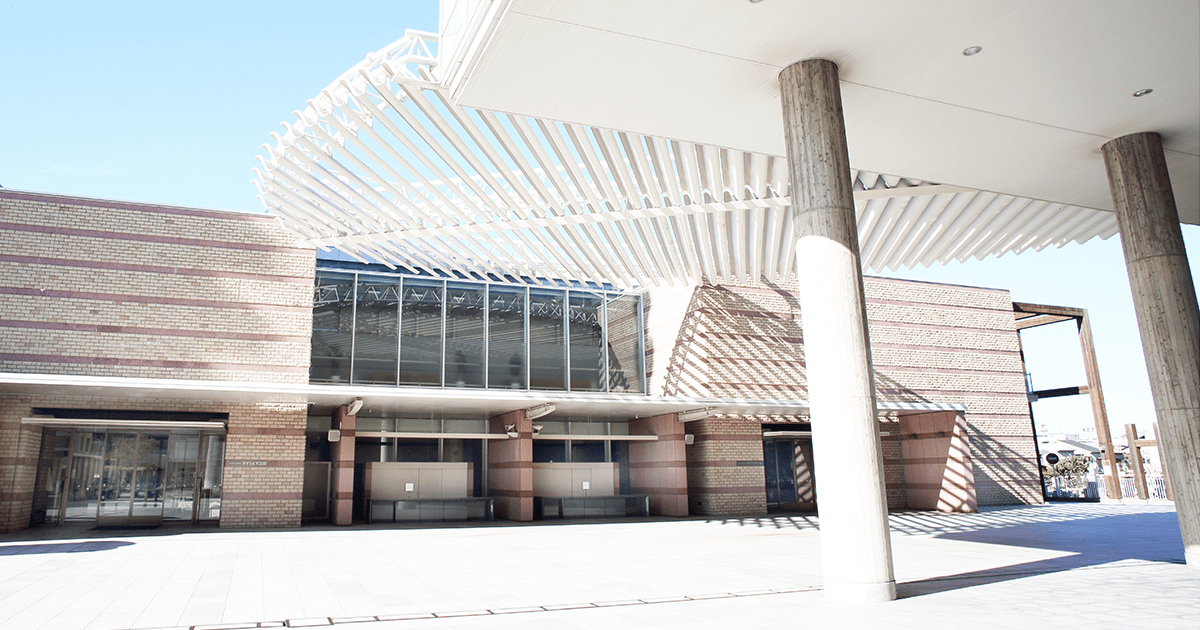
[656, 276, 1038, 515]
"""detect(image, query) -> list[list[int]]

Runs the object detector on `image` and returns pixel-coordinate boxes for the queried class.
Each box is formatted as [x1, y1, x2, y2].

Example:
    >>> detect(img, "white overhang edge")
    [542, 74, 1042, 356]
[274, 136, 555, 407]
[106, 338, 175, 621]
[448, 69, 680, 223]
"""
[0, 373, 964, 420]
[21, 418, 227, 433]
[253, 30, 1118, 291]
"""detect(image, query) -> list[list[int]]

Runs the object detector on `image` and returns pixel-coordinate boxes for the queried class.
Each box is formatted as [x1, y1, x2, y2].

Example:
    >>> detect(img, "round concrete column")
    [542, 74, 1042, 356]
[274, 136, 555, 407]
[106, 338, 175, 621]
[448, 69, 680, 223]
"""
[779, 58, 896, 601]
[1102, 132, 1200, 568]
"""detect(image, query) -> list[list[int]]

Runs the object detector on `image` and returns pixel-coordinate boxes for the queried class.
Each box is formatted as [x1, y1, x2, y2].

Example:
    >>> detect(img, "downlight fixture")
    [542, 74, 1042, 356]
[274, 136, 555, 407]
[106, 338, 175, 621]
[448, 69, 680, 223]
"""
[1133, 88, 1153, 97]
[962, 46, 982, 56]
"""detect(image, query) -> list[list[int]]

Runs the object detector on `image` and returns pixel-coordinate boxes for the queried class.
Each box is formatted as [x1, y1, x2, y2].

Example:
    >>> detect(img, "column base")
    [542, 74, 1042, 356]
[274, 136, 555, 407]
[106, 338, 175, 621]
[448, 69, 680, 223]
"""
[823, 579, 897, 602]
[1185, 546, 1200, 569]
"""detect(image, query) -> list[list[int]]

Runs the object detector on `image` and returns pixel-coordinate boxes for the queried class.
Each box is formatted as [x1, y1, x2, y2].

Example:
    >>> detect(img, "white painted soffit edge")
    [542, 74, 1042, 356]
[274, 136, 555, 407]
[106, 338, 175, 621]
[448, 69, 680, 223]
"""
[253, 30, 1117, 290]
[0, 374, 964, 419]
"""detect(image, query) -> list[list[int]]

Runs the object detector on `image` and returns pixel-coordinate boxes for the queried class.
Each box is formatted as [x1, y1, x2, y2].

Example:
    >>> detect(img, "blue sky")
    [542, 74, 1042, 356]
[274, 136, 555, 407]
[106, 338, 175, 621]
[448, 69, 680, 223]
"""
[3, 1, 1197, 436]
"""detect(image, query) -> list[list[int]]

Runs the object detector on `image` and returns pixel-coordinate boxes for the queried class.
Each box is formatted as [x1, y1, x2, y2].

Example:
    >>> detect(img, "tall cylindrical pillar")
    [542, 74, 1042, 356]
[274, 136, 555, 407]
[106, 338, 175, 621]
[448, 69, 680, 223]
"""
[1102, 132, 1200, 567]
[780, 58, 896, 601]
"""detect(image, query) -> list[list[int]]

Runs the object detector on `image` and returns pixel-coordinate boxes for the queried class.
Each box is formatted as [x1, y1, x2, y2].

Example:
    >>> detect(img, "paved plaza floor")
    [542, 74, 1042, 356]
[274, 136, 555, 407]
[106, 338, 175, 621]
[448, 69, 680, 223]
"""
[1, 503, 1196, 630]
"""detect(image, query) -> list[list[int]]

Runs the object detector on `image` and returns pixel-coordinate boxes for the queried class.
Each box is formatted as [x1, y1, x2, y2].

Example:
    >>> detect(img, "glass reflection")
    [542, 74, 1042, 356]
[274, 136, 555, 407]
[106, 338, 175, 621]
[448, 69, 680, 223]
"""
[311, 272, 355, 383]
[569, 292, 604, 391]
[605, 293, 643, 393]
[444, 283, 485, 387]
[529, 289, 566, 390]
[400, 279, 443, 386]
[353, 277, 400, 385]
[489, 286, 526, 389]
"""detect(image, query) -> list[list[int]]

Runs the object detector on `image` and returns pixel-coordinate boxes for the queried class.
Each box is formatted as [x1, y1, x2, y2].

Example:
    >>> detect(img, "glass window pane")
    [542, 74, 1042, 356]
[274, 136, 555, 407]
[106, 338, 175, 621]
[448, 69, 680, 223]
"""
[529, 289, 566, 390]
[444, 419, 486, 434]
[568, 291, 604, 392]
[488, 286, 527, 389]
[606, 293, 644, 393]
[444, 283, 485, 388]
[400, 279, 443, 386]
[311, 272, 355, 383]
[394, 439, 438, 462]
[533, 441, 566, 463]
[352, 277, 400, 385]
[570, 441, 606, 463]
[397, 418, 441, 433]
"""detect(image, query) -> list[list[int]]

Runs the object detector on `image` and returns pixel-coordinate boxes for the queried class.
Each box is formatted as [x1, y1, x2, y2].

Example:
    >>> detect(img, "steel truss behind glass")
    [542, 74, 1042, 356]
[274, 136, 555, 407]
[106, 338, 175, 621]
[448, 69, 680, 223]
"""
[311, 268, 645, 393]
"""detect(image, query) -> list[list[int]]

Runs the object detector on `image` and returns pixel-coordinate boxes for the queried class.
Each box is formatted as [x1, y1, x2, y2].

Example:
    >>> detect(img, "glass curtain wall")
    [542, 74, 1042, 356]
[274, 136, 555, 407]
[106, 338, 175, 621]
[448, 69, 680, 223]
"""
[568, 292, 604, 392]
[605, 293, 644, 393]
[311, 268, 644, 393]
[352, 277, 400, 385]
[311, 272, 356, 383]
[444, 284, 485, 388]
[400, 279, 443, 386]
[529, 289, 566, 390]
[488, 286, 527, 389]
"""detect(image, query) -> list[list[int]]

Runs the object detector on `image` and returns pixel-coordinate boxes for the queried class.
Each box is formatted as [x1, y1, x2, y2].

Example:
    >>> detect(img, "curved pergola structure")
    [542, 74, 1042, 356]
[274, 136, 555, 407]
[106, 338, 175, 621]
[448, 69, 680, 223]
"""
[253, 30, 1117, 289]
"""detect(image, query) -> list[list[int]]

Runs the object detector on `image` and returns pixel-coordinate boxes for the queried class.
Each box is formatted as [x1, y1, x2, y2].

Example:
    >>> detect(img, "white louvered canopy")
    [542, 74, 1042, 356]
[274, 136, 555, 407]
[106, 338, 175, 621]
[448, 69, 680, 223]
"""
[254, 31, 1118, 289]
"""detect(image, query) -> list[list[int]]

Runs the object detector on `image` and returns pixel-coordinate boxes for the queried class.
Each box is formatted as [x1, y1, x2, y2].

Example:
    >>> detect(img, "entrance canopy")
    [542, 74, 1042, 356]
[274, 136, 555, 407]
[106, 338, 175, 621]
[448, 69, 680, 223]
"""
[249, 3, 1190, 289]
[0, 373, 963, 423]
[444, 0, 1199, 224]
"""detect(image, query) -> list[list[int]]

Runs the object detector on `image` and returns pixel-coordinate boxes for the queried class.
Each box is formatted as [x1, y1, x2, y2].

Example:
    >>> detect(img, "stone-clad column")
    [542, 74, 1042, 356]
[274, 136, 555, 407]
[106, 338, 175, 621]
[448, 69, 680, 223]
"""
[629, 413, 689, 516]
[780, 58, 896, 601]
[330, 404, 357, 526]
[1102, 132, 1200, 567]
[488, 409, 533, 521]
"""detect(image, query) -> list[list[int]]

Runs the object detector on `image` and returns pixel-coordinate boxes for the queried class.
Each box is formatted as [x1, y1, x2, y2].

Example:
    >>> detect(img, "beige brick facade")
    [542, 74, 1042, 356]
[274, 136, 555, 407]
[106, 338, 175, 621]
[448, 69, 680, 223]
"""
[652, 277, 1039, 516]
[0, 191, 314, 532]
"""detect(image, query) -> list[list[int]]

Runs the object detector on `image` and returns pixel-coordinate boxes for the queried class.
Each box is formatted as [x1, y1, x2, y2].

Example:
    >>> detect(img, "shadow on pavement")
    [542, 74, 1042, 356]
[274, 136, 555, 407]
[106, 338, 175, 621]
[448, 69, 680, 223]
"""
[898, 511, 1185, 599]
[0, 540, 135, 555]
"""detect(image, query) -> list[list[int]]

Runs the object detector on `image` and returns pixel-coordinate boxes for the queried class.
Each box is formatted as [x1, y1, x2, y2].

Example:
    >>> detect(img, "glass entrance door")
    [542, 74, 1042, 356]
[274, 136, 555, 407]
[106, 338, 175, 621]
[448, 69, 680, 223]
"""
[48, 427, 224, 527]
[97, 432, 168, 527]
[763, 440, 797, 506]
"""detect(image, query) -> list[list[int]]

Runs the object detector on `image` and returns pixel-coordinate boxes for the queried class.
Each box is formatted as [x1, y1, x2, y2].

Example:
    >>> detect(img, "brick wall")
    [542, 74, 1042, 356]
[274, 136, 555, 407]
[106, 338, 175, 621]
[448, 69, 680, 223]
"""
[657, 276, 1038, 515]
[0, 190, 314, 383]
[0, 394, 307, 532]
[220, 402, 308, 529]
[685, 415, 768, 516]
[0, 191, 316, 531]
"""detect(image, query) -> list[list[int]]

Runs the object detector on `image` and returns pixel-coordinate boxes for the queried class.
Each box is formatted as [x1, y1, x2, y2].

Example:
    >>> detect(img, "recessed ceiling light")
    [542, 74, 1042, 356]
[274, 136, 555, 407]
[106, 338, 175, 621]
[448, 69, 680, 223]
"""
[1133, 88, 1153, 97]
[962, 46, 982, 56]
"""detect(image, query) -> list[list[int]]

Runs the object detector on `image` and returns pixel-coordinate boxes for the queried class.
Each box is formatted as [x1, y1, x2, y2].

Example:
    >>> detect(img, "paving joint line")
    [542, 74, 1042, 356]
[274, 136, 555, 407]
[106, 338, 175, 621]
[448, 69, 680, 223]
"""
[149, 586, 824, 630]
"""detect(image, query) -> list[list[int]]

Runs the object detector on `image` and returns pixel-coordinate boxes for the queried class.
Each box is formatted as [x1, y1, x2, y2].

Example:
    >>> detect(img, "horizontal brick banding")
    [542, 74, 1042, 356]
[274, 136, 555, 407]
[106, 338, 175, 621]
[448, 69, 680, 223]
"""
[689, 486, 763, 494]
[633, 487, 688, 495]
[491, 489, 533, 498]
[0, 353, 306, 373]
[491, 461, 532, 469]
[0, 320, 307, 343]
[0, 287, 308, 314]
[226, 426, 305, 435]
[0, 190, 280, 223]
[0, 254, 311, 284]
[630, 461, 687, 469]
[335, 491, 353, 499]
[222, 492, 303, 500]
[690, 434, 762, 442]
[0, 221, 308, 255]
[871, 342, 1019, 356]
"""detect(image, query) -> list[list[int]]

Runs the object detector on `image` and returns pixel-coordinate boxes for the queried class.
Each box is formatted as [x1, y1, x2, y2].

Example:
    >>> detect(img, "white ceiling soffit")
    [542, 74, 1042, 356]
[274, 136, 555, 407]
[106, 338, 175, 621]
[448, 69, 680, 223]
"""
[253, 30, 1118, 290]
[448, 0, 1199, 225]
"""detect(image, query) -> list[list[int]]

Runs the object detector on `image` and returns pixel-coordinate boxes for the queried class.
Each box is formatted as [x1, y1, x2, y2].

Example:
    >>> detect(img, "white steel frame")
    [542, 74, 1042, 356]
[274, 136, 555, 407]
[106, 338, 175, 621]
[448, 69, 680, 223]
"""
[254, 30, 1119, 290]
